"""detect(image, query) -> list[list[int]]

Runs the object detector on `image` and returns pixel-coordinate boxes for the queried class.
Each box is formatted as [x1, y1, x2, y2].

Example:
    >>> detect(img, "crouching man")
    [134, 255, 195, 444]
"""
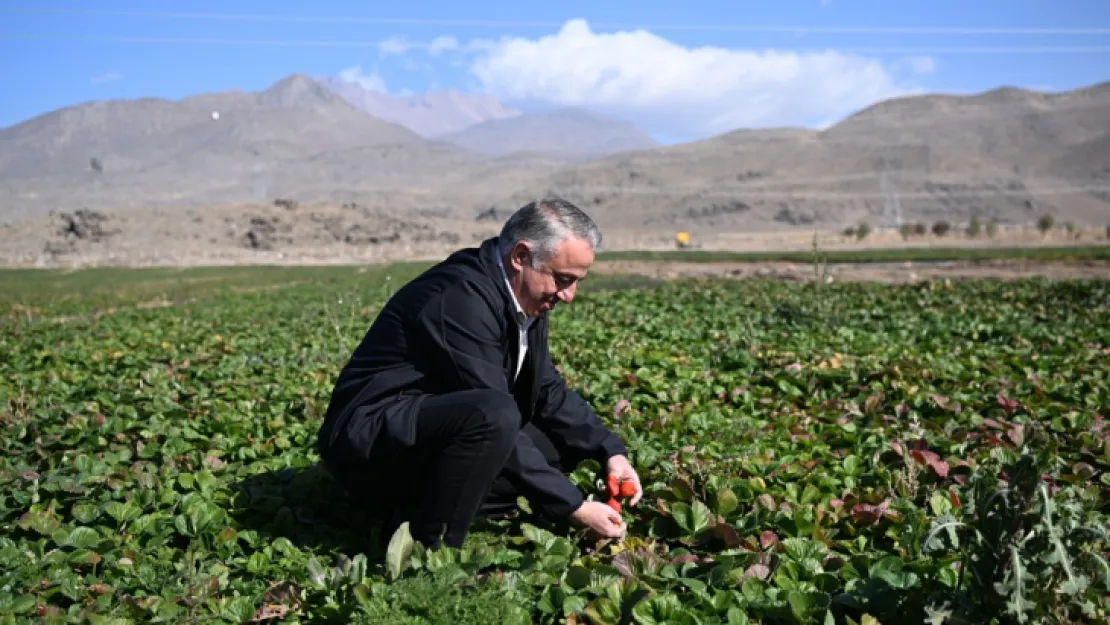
[317, 197, 642, 549]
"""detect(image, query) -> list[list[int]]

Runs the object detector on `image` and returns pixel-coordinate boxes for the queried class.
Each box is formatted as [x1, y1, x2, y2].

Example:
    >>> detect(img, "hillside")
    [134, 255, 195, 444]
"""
[0, 74, 514, 222]
[482, 82, 1110, 231]
[0, 75, 425, 181]
[1, 78, 1108, 267]
[437, 107, 662, 160]
[315, 77, 523, 137]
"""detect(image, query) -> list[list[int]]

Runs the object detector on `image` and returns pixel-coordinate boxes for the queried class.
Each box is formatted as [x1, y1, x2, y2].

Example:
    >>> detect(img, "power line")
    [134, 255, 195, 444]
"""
[3, 7, 1110, 35]
[3, 33, 1109, 54]
[0, 34, 387, 48]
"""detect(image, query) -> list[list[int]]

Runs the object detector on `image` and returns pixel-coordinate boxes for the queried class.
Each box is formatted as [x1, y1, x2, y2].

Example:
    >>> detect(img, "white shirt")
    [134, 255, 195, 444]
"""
[495, 244, 535, 381]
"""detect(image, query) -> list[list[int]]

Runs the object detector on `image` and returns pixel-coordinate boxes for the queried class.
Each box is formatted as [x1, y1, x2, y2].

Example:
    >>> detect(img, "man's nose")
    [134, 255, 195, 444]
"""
[557, 283, 576, 303]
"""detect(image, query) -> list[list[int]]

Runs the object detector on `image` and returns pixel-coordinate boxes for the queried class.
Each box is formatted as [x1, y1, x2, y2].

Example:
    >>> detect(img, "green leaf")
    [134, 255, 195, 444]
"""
[869, 556, 919, 590]
[584, 596, 622, 625]
[103, 501, 141, 524]
[62, 526, 101, 549]
[221, 596, 257, 623]
[385, 521, 414, 581]
[715, 489, 738, 517]
[671, 501, 713, 536]
[306, 556, 327, 588]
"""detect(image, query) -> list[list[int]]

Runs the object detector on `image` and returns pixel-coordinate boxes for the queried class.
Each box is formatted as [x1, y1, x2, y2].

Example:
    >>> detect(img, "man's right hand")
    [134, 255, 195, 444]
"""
[570, 501, 626, 539]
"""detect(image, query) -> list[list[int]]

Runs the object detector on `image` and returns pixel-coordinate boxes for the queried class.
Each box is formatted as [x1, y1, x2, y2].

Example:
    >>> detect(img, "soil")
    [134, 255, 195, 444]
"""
[2, 201, 1107, 270]
[592, 258, 1110, 283]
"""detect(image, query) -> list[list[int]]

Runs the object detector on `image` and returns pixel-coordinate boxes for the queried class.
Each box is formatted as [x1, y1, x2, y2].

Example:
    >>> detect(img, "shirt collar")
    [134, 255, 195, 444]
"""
[495, 244, 533, 328]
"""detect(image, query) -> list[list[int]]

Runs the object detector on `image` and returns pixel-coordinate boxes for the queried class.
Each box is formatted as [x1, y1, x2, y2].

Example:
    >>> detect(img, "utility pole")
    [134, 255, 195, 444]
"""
[878, 147, 904, 232]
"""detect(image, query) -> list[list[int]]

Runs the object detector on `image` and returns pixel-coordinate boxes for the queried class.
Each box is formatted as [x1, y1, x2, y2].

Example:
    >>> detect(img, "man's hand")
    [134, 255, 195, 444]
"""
[607, 455, 643, 506]
[570, 501, 626, 539]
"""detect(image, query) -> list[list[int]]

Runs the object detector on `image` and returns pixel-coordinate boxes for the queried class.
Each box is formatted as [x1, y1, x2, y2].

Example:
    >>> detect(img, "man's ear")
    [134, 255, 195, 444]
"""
[509, 241, 531, 272]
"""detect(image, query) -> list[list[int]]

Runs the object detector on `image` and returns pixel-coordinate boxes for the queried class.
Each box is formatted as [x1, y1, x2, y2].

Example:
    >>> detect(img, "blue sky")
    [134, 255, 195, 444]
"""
[2, 0, 1108, 142]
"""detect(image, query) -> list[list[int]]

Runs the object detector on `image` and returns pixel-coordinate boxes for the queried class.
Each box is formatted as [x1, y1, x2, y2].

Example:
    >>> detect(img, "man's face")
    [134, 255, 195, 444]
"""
[507, 236, 594, 317]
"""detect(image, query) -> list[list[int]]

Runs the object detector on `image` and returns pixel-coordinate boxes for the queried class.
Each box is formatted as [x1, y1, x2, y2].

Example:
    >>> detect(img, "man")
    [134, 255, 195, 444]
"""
[317, 197, 642, 550]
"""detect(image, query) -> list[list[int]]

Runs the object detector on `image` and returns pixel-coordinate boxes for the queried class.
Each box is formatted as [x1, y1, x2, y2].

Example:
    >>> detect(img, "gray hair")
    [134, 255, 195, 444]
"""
[498, 196, 602, 268]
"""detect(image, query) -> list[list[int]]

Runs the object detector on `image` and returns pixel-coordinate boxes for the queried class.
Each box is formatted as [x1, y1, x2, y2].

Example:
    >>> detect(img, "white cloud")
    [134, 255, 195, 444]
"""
[377, 35, 463, 57]
[428, 36, 459, 56]
[338, 65, 387, 92]
[90, 72, 122, 85]
[464, 19, 930, 139]
[378, 36, 421, 56]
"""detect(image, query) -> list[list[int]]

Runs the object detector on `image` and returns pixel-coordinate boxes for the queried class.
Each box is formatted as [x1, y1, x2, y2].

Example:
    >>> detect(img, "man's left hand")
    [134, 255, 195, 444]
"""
[606, 455, 642, 506]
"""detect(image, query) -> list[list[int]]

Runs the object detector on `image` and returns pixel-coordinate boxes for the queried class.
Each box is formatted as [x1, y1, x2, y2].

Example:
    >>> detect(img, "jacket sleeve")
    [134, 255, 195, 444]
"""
[416, 281, 587, 520]
[532, 352, 629, 464]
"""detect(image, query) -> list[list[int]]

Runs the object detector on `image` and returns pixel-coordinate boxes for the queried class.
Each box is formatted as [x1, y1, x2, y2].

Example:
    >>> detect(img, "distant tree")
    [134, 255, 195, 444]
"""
[855, 222, 872, 240]
[1037, 214, 1055, 237]
[89, 157, 102, 174]
[899, 224, 914, 240]
[932, 221, 951, 237]
[967, 216, 982, 238]
[842, 226, 857, 239]
[1065, 221, 1077, 239]
[986, 219, 1000, 239]
[913, 223, 927, 236]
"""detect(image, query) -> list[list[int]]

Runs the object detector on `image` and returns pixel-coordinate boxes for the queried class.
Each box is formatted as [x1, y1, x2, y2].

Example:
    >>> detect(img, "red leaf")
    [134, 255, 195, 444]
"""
[850, 499, 891, 526]
[743, 563, 771, 581]
[928, 459, 950, 479]
[910, 449, 940, 466]
[996, 393, 1019, 415]
[760, 530, 779, 550]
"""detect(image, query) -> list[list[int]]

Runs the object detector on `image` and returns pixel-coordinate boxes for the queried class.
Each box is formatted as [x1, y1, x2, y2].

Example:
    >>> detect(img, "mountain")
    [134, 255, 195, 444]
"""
[0, 74, 427, 182]
[314, 78, 658, 160]
[316, 77, 523, 137]
[437, 107, 661, 160]
[1, 77, 1107, 238]
[0, 74, 496, 221]
[483, 82, 1110, 230]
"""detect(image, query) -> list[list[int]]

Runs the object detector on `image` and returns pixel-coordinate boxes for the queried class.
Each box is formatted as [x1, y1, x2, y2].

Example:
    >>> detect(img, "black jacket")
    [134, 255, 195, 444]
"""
[318, 236, 628, 520]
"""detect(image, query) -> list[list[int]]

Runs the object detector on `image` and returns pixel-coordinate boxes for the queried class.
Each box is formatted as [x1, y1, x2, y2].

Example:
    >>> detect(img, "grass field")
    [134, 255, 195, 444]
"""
[1, 263, 1109, 624]
[595, 244, 1110, 264]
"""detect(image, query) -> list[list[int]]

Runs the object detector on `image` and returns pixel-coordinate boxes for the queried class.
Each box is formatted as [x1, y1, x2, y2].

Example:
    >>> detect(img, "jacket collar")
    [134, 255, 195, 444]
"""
[478, 237, 525, 326]
[479, 235, 543, 330]
[495, 243, 535, 330]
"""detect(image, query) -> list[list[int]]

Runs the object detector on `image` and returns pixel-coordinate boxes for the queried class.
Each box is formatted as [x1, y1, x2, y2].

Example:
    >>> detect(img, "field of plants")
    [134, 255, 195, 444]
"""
[2, 263, 1108, 625]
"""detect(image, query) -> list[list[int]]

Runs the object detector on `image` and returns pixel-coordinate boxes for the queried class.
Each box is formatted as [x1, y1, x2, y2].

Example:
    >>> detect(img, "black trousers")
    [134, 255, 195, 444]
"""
[330, 388, 576, 549]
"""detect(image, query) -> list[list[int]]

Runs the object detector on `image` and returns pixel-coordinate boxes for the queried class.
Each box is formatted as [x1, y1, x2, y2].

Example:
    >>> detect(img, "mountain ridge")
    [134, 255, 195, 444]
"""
[0, 75, 1107, 239]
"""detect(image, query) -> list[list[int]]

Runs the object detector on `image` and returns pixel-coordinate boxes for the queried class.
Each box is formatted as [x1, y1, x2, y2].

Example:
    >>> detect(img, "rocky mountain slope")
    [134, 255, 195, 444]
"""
[314, 77, 659, 160]
[1, 76, 1107, 247]
[435, 107, 661, 160]
[315, 77, 523, 137]
[484, 82, 1110, 231]
[0, 75, 424, 180]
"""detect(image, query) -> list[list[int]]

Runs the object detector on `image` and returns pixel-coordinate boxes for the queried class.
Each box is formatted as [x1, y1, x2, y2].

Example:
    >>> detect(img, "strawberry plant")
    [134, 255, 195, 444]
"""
[1, 267, 1108, 624]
